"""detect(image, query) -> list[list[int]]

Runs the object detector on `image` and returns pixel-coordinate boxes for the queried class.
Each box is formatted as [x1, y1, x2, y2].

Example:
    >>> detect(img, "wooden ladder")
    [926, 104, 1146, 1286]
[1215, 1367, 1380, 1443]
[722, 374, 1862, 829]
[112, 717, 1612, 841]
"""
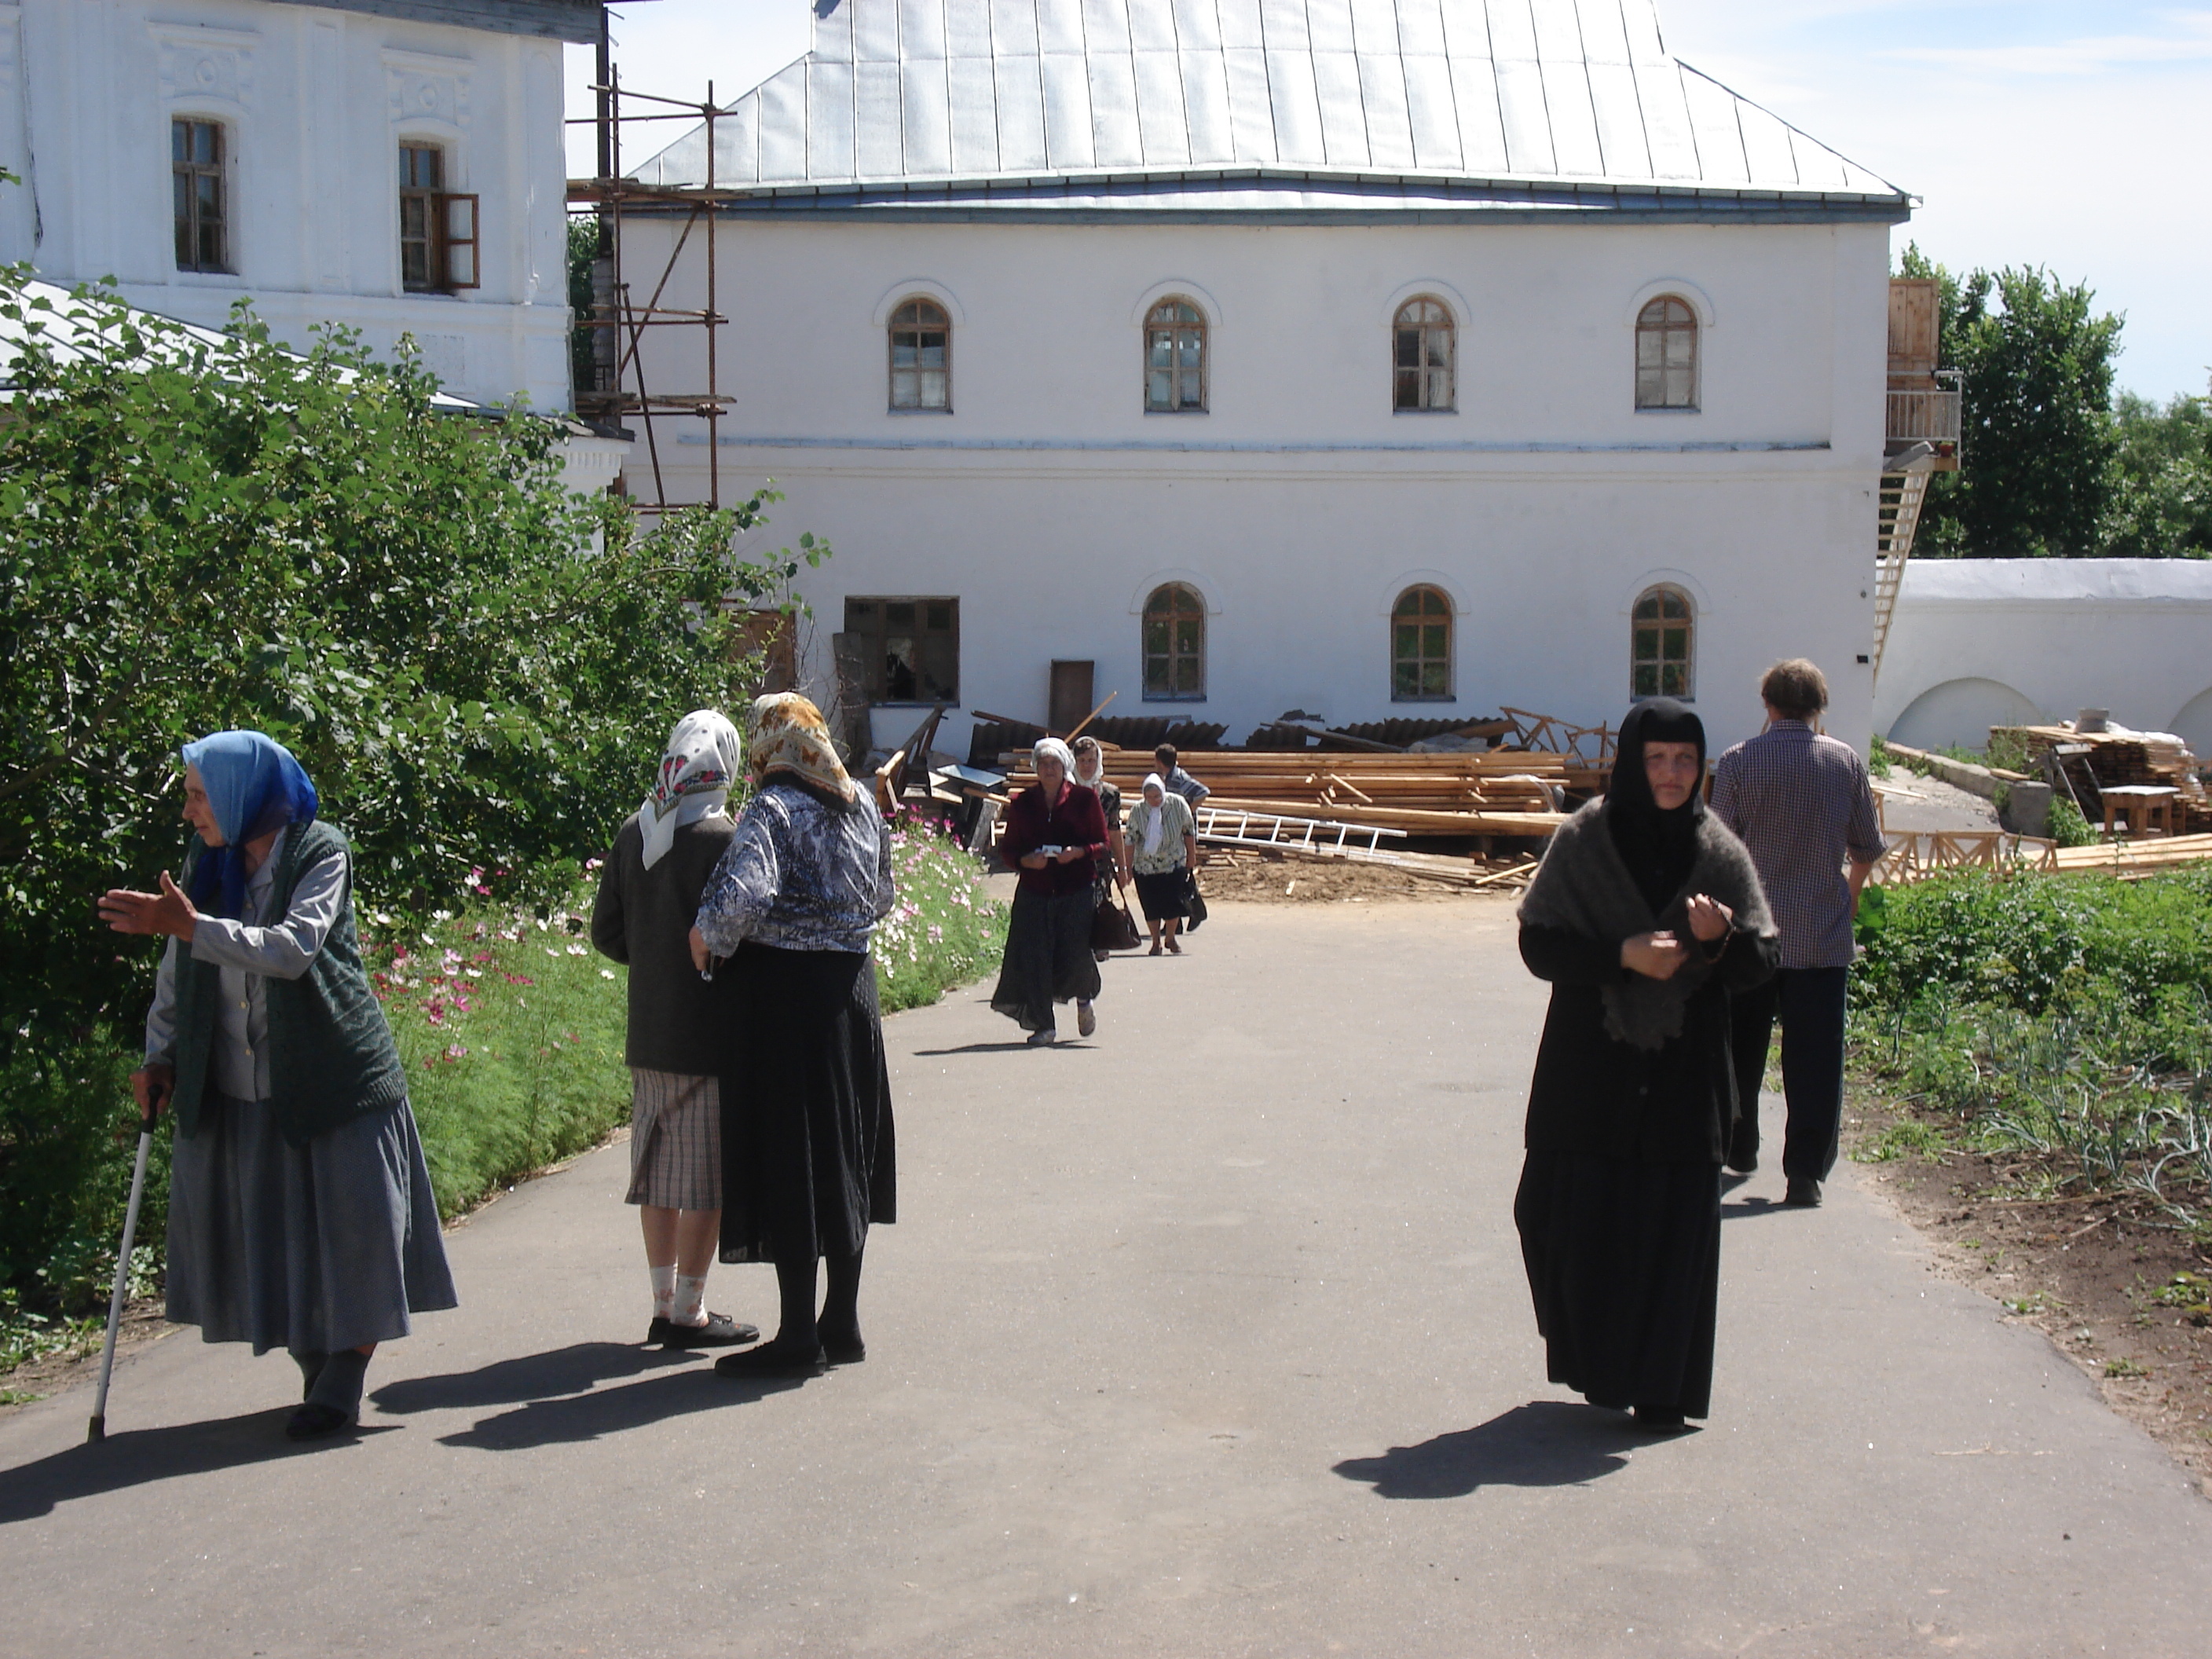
[1871, 466, 1932, 683]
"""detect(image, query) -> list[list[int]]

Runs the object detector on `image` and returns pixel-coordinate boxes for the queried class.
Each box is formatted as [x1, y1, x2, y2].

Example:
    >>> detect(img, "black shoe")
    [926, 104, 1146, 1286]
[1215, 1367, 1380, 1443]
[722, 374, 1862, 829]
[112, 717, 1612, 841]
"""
[821, 1330, 866, 1366]
[1724, 1139, 1758, 1175]
[648, 1312, 760, 1349]
[1783, 1177, 1823, 1207]
[284, 1401, 356, 1441]
[714, 1340, 827, 1379]
[1633, 1404, 1688, 1433]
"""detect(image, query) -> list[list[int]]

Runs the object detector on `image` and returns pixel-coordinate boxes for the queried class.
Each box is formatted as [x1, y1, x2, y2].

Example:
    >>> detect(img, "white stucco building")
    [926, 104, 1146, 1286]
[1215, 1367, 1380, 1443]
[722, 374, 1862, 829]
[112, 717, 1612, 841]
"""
[610, 0, 1912, 759]
[1877, 560, 2212, 759]
[0, 0, 599, 413]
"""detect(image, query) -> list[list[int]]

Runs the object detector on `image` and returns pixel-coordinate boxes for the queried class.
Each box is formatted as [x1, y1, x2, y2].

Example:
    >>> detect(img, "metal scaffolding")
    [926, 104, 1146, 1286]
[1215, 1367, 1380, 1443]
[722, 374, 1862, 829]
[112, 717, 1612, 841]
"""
[566, 31, 738, 512]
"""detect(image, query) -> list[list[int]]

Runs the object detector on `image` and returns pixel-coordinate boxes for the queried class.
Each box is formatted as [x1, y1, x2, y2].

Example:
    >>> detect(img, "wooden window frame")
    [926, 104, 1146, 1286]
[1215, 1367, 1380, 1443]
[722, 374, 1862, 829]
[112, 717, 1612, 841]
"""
[1393, 298, 1455, 412]
[171, 118, 229, 274]
[1635, 296, 1699, 411]
[398, 144, 479, 295]
[1631, 585, 1695, 701]
[843, 595, 960, 705]
[1144, 299, 1207, 413]
[1391, 585, 1455, 701]
[1141, 582, 1207, 701]
[888, 297, 951, 412]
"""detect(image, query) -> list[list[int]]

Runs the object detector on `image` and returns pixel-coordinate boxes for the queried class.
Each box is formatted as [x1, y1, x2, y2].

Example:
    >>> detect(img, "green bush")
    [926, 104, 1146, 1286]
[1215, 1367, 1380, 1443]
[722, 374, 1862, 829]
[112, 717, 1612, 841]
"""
[2045, 795, 2100, 848]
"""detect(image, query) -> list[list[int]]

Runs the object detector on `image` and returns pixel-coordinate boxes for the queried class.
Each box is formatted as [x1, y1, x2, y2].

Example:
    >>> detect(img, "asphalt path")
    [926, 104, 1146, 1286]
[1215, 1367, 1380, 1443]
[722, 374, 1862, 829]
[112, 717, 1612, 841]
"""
[2, 899, 2207, 1657]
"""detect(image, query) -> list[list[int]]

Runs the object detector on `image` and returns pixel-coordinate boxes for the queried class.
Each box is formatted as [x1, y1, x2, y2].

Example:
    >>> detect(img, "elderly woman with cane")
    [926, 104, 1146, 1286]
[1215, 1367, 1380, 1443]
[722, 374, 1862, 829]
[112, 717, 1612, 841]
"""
[97, 731, 454, 1440]
[1511, 699, 1776, 1432]
[989, 737, 1110, 1045]
[688, 694, 897, 1379]
[592, 709, 760, 1350]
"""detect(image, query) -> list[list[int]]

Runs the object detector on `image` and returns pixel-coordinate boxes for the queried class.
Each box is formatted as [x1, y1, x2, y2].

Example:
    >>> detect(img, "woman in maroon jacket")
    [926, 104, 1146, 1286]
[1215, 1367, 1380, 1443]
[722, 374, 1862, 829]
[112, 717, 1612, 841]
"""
[989, 738, 1110, 1046]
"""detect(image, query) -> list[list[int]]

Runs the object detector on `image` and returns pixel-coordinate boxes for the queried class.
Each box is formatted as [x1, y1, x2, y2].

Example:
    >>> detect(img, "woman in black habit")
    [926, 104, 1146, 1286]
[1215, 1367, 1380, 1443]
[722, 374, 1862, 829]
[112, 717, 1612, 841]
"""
[1512, 699, 1778, 1430]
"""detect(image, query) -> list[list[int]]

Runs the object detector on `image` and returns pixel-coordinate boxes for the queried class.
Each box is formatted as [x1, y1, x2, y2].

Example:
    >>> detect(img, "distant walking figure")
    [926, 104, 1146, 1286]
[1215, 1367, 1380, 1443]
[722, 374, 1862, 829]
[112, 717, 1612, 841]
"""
[1513, 700, 1777, 1430]
[591, 709, 760, 1351]
[1124, 774, 1198, 954]
[990, 738, 1109, 1045]
[690, 694, 897, 1378]
[1711, 660, 1886, 1207]
[98, 731, 455, 1440]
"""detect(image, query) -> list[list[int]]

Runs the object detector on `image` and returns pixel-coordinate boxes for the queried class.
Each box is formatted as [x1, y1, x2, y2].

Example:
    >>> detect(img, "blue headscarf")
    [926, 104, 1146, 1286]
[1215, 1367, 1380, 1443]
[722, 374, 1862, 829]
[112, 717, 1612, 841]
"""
[181, 731, 320, 920]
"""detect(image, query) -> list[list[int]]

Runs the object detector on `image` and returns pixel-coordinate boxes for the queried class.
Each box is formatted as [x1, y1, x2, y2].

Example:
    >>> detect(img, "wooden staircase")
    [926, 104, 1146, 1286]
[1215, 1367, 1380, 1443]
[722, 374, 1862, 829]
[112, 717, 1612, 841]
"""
[1871, 278, 1963, 684]
[1871, 464, 1932, 681]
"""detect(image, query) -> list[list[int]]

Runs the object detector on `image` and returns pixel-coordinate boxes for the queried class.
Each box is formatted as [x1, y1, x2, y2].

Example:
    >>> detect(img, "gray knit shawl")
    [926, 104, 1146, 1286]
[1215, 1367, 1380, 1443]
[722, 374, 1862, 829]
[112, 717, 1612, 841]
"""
[1518, 798, 1775, 1052]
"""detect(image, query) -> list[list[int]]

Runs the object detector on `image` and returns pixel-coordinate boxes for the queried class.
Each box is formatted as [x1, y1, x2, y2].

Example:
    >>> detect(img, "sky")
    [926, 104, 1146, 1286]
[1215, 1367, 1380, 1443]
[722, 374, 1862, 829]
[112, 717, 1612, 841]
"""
[567, 1, 2212, 403]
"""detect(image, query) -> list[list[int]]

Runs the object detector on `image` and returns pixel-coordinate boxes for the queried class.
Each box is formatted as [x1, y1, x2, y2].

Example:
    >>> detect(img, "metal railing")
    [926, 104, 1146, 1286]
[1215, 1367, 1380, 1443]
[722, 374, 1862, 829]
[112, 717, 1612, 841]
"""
[1886, 369, 1963, 446]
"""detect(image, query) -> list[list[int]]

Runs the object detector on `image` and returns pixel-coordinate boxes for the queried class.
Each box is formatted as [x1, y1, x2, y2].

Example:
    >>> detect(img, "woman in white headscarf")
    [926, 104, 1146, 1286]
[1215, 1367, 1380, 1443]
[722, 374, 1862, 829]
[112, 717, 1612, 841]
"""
[591, 709, 760, 1351]
[1123, 775, 1198, 954]
[989, 737, 1111, 1045]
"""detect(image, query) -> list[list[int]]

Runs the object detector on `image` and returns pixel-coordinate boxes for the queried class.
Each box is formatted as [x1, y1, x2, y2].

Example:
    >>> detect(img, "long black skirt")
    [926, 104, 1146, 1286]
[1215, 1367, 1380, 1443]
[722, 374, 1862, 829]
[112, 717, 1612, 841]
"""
[720, 943, 895, 1266]
[989, 888, 1101, 1033]
[1132, 867, 1189, 921]
[1513, 1151, 1722, 1419]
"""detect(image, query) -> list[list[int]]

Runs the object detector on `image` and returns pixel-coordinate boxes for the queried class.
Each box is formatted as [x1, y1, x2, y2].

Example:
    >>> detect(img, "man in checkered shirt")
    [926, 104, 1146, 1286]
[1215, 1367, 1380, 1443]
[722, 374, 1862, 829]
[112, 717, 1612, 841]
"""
[1710, 660, 1886, 1207]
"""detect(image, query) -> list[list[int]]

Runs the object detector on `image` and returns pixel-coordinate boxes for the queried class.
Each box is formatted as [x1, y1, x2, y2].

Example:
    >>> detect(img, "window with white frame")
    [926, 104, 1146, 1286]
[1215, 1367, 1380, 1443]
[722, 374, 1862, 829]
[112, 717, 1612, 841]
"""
[1635, 296, 1698, 410]
[1393, 298, 1455, 412]
[888, 298, 950, 411]
[1144, 299, 1206, 412]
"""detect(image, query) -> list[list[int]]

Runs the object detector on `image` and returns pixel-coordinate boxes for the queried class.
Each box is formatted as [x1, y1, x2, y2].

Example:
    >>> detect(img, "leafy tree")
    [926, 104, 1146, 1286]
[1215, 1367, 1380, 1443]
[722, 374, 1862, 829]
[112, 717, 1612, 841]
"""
[0, 267, 823, 1310]
[2102, 390, 2212, 559]
[1901, 247, 2122, 558]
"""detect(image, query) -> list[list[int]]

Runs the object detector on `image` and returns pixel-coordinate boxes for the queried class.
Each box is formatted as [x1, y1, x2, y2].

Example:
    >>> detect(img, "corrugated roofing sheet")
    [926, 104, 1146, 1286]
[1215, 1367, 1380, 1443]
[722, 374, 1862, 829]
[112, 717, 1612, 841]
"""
[631, 0, 1906, 211]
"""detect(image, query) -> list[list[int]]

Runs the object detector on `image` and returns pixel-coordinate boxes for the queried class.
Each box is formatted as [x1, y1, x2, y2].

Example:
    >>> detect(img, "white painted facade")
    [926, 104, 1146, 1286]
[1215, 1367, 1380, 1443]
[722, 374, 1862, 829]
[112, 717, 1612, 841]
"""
[616, 0, 1910, 762]
[0, 0, 587, 413]
[1877, 560, 2212, 759]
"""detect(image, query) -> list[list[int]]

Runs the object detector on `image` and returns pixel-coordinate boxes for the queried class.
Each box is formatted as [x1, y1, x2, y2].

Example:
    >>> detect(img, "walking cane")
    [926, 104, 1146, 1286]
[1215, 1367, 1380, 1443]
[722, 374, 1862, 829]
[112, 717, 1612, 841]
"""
[87, 1080, 163, 1444]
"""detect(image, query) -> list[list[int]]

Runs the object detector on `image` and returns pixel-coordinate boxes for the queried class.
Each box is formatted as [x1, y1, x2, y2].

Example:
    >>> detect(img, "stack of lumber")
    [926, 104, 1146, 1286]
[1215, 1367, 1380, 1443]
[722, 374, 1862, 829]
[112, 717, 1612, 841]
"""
[2051, 833, 2212, 877]
[1003, 749, 1572, 837]
[1993, 723, 2210, 830]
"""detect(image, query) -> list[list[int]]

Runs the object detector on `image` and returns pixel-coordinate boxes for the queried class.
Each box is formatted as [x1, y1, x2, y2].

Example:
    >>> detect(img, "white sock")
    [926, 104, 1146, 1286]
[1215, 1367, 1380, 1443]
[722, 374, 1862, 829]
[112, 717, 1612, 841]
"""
[674, 1273, 709, 1328]
[650, 1263, 676, 1320]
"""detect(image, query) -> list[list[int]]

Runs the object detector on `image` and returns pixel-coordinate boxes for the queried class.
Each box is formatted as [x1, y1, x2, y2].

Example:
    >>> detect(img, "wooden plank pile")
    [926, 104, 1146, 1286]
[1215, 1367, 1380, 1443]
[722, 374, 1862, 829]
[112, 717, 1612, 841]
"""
[2052, 833, 2212, 877]
[1004, 749, 1573, 838]
[1992, 723, 2210, 831]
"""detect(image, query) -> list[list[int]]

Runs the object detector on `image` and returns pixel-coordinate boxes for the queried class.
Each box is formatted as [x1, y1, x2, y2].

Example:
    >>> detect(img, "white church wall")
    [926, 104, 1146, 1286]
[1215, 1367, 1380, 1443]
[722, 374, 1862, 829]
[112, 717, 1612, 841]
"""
[1876, 560, 2212, 754]
[0, 0, 572, 412]
[625, 212, 1890, 760]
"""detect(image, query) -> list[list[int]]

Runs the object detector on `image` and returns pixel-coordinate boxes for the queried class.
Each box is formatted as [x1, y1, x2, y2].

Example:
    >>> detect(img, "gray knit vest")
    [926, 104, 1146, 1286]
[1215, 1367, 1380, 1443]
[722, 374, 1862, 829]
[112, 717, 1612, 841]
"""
[170, 819, 408, 1145]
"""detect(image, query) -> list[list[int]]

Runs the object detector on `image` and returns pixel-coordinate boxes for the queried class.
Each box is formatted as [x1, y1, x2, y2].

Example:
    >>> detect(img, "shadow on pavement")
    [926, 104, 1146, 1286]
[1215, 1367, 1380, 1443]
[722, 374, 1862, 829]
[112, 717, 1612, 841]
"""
[437, 1366, 804, 1452]
[1721, 1196, 1789, 1221]
[1332, 1401, 1646, 1499]
[0, 1409, 392, 1524]
[911, 1042, 1058, 1055]
[371, 1341, 696, 1415]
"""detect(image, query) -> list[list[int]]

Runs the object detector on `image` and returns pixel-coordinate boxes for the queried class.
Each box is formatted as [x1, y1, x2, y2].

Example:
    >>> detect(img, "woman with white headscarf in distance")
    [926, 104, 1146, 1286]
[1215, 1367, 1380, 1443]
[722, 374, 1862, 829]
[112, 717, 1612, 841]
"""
[1124, 774, 1198, 955]
[990, 738, 1110, 1045]
[591, 709, 760, 1351]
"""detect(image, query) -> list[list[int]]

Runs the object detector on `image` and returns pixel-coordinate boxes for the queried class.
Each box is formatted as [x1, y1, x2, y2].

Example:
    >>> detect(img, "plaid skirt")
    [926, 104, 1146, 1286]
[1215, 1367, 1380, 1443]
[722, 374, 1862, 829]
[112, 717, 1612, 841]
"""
[626, 1068, 722, 1210]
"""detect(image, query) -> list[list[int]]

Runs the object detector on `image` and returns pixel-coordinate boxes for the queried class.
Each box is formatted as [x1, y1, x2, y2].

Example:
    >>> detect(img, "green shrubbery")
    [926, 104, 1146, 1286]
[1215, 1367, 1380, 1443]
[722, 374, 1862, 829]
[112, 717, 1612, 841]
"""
[1851, 868, 2212, 1231]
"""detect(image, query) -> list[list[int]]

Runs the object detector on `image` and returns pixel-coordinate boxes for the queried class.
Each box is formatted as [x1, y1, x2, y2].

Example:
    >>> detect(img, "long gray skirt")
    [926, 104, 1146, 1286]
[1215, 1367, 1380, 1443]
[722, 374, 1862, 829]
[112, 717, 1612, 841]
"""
[165, 1092, 457, 1357]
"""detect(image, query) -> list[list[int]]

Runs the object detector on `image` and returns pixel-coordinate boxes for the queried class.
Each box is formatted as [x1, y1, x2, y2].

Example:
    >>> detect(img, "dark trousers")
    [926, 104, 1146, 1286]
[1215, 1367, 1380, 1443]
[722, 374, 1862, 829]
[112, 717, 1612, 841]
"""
[1728, 966, 1849, 1181]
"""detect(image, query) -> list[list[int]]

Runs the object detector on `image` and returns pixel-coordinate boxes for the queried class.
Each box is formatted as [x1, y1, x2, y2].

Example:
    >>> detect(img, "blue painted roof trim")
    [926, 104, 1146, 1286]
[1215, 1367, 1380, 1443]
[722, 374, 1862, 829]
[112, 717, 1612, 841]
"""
[679, 435, 1834, 456]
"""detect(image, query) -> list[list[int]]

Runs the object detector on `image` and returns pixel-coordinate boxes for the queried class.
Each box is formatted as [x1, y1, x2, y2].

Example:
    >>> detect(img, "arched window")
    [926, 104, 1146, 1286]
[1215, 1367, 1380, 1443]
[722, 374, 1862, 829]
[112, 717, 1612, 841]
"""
[1635, 296, 1698, 410]
[1142, 583, 1206, 699]
[889, 298, 950, 410]
[1393, 298, 1455, 412]
[1144, 299, 1206, 412]
[1391, 586, 1454, 700]
[1632, 586, 1694, 700]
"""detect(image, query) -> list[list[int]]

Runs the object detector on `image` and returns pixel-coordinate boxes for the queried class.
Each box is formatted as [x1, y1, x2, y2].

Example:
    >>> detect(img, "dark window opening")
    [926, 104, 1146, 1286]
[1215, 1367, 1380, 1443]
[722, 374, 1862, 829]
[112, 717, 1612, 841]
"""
[844, 596, 959, 704]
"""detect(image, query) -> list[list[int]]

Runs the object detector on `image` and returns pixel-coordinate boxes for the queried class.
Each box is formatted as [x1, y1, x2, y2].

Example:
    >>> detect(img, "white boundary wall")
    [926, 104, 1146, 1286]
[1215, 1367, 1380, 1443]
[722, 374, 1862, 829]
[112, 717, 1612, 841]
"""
[1877, 559, 2212, 756]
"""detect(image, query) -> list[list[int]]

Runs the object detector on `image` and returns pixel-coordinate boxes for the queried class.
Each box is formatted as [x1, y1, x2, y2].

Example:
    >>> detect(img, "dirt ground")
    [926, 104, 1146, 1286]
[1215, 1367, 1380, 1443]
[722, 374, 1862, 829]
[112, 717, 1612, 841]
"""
[1844, 1090, 2212, 1490]
[1193, 845, 1529, 903]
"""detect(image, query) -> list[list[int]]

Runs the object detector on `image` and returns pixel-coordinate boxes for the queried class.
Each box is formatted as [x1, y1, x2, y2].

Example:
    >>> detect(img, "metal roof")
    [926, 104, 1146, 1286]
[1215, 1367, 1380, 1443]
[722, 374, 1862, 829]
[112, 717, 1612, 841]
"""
[628, 0, 1909, 218]
[287, 0, 606, 42]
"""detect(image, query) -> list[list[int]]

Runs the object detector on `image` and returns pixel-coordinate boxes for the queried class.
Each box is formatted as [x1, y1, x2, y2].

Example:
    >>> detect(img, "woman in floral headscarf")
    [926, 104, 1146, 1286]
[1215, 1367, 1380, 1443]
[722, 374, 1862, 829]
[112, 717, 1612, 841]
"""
[689, 694, 898, 1379]
[591, 709, 760, 1352]
[98, 731, 455, 1441]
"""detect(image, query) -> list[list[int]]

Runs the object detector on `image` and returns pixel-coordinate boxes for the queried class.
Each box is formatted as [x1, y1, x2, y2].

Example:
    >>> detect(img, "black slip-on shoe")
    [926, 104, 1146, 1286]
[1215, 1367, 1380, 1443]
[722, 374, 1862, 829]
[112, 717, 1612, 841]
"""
[1783, 1177, 1823, 1207]
[649, 1312, 760, 1349]
[1633, 1405, 1689, 1433]
[714, 1342, 827, 1379]
[822, 1332, 866, 1366]
[284, 1401, 356, 1441]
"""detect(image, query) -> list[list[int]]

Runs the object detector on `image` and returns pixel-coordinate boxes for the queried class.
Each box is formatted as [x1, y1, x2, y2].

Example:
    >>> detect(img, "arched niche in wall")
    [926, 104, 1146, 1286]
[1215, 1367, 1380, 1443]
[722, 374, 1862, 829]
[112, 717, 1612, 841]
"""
[2170, 686, 2212, 762]
[1885, 677, 2045, 753]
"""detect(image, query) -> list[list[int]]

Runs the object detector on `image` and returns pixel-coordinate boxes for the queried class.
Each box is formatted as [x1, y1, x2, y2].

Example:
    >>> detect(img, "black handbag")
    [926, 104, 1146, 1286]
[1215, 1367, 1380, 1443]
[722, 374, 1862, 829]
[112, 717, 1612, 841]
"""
[1092, 890, 1142, 952]
[1184, 869, 1207, 932]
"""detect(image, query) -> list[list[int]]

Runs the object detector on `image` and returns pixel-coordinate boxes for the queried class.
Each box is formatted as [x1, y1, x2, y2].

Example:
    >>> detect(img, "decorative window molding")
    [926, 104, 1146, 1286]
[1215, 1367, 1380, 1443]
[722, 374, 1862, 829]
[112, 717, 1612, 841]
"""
[870, 277, 964, 328]
[149, 23, 258, 113]
[1129, 278, 1224, 329]
[1623, 278, 1717, 331]
[1380, 278, 1471, 331]
[1374, 569, 1470, 617]
[383, 46, 472, 134]
[1128, 568, 1226, 615]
